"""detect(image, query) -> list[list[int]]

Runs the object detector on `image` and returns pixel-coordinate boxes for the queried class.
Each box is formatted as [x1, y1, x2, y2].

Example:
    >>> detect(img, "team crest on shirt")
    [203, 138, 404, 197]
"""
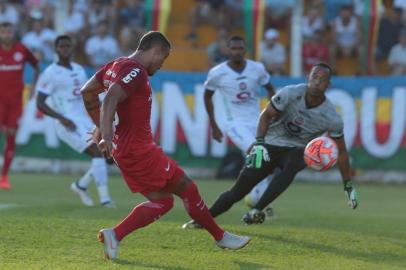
[13, 52, 23, 62]
[239, 82, 247, 90]
[293, 116, 304, 125]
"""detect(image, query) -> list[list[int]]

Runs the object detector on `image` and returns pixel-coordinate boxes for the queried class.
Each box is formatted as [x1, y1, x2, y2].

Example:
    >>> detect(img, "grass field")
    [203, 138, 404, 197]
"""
[0, 173, 405, 270]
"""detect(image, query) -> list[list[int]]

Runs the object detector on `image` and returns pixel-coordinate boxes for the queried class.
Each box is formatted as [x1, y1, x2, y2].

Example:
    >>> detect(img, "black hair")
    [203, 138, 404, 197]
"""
[137, 31, 171, 51]
[312, 62, 333, 78]
[54, 35, 72, 48]
[227, 36, 245, 46]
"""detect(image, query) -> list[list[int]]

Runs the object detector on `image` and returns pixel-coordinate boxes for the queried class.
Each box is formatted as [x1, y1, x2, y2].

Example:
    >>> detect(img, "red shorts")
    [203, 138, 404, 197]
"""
[114, 146, 185, 196]
[0, 98, 22, 130]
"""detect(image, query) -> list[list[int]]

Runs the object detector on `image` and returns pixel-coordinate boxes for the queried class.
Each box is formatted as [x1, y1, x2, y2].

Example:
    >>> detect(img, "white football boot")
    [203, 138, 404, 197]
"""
[98, 228, 119, 260]
[70, 182, 94, 206]
[216, 231, 251, 250]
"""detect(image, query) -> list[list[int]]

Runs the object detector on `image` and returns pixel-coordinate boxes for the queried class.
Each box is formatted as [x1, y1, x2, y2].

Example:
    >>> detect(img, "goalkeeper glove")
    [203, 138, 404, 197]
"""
[245, 138, 270, 169]
[344, 180, 358, 209]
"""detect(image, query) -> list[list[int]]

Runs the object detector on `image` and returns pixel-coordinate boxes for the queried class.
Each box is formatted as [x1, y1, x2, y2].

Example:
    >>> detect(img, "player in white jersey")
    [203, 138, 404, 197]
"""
[203, 36, 276, 214]
[35, 35, 114, 208]
[182, 36, 275, 230]
[185, 63, 359, 226]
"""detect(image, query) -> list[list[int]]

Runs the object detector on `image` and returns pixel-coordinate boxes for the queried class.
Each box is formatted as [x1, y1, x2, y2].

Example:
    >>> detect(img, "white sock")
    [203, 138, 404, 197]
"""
[249, 176, 272, 206]
[91, 158, 111, 203]
[77, 169, 92, 189]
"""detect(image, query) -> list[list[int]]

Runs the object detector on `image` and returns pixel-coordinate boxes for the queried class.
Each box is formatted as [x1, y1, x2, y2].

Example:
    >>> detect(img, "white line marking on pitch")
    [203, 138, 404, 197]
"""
[0, 203, 17, 210]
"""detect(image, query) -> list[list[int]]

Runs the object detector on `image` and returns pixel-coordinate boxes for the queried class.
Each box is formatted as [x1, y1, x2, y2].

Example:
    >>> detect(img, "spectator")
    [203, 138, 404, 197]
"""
[117, 0, 145, 51]
[259, 28, 286, 75]
[207, 28, 228, 67]
[376, 7, 404, 60]
[394, 0, 406, 23]
[331, 5, 361, 59]
[87, 0, 109, 32]
[85, 20, 120, 68]
[322, 0, 352, 25]
[63, 0, 85, 36]
[264, 0, 295, 29]
[185, 0, 226, 41]
[22, 11, 56, 62]
[388, 29, 406, 75]
[302, 29, 329, 74]
[302, 6, 325, 40]
[0, 0, 19, 25]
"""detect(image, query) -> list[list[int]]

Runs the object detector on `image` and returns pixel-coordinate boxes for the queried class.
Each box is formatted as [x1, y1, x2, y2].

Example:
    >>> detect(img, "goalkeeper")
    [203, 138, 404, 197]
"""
[183, 63, 358, 227]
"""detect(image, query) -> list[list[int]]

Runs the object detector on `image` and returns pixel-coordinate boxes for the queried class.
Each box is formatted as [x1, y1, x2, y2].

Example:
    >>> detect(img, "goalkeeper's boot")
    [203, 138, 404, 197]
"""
[182, 220, 203, 229]
[0, 176, 11, 190]
[216, 231, 251, 250]
[242, 208, 266, 225]
[98, 228, 119, 260]
[101, 200, 116, 209]
[70, 182, 94, 206]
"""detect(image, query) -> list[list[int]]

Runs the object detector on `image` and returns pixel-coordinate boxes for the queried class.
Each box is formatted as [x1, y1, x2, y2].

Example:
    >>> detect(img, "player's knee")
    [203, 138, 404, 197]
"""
[154, 196, 174, 211]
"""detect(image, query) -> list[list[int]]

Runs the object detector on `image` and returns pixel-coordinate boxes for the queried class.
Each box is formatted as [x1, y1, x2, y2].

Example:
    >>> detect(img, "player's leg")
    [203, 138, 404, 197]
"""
[209, 163, 272, 218]
[0, 128, 16, 190]
[85, 144, 113, 207]
[0, 100, 21, 190]
[242, 148, 306, 223]
[226, 124, 274, 214]
[100, 191, 175, 259]
[170, 172, 251, 249]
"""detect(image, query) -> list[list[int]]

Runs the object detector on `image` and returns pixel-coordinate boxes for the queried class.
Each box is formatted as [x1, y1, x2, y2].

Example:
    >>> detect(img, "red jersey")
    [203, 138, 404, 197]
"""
[96, 57, 154, 158]
[302, 42, 329, 74]
[0, 42, 38, 100]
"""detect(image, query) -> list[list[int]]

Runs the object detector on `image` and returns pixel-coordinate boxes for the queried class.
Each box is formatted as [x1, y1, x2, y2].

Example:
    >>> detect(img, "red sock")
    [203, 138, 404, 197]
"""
[2, 134, 16, 178]
[113, 196, 174, 241]
[179, 182, 224, 241]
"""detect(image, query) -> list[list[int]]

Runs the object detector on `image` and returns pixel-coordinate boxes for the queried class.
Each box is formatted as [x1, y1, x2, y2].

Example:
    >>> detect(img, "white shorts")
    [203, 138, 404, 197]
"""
[225, 122, 256, 153]
[54, 117, 94, 153]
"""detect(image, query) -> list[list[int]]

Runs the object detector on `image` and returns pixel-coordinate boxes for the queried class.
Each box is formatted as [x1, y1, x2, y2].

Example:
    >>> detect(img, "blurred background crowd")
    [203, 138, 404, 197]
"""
[1, 0, 405, 76]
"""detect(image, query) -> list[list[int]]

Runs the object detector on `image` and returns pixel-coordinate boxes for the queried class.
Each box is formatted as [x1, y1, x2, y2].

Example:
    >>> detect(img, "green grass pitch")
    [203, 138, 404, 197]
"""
[0, 173, 405, 270]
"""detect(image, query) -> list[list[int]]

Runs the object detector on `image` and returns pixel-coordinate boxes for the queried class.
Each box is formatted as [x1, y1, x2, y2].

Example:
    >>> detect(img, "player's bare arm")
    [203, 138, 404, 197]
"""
[204, 89, 223, 142]
[98, 83, 128, 157]
[333, 136, 358, 209]
[256, 103, 279, 139]
[264, 82, 275, 100]
[29, 64, 40, 98]
[80, 75, 104, 127]
[36, 93, 76, 131]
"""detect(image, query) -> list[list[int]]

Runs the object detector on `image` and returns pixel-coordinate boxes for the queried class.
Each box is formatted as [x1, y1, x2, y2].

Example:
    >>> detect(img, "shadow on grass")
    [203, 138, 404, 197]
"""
[249, 232, 406, 268]
[234, 260, 270, 270]
[113, 258, 190, 270]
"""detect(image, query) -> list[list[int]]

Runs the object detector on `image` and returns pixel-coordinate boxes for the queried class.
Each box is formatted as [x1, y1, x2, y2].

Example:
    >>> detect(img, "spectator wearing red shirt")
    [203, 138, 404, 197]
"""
[302, 29, 329, 75]
[0, 22, 39, 190]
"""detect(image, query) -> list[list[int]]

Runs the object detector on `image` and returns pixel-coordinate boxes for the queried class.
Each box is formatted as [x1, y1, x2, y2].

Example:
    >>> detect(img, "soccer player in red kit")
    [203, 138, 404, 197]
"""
[0, 22, 39, 190]
[81, 31, 251, 260]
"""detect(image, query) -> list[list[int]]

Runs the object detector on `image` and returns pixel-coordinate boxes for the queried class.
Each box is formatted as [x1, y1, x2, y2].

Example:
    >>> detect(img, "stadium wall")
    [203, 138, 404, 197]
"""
[3, 69, 405, 183]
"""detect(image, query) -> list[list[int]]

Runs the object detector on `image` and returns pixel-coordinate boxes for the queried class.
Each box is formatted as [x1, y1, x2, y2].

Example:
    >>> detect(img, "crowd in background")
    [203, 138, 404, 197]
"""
[0, 0, 405, 75]
[200, 0, 406, 75]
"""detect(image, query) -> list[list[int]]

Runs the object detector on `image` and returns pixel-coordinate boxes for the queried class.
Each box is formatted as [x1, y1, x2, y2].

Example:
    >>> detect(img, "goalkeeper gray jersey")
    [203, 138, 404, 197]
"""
[265, 83, 343, 148]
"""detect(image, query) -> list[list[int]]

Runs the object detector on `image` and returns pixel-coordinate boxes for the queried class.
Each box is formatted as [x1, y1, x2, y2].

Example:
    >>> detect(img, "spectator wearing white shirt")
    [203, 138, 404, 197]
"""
[302, 6, 325, 40]
[85, 20, 120, 68]
[259, 28, 286, 75]
[388, 29, 406, 76]
[64, 0, 85, 35]
[0, 1, 19, 25]
[22, 14, 57, 62]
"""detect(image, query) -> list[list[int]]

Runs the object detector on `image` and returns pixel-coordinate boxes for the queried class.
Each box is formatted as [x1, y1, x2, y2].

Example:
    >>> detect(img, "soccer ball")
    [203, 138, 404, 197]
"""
[304, 136, 338, 171]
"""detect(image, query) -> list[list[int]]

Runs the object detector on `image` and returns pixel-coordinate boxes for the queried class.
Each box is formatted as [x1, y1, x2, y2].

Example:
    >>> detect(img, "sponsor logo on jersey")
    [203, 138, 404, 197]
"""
[0, 64, 22, 71]
[236, 91, 251, 100]
[122, 68, 141, 83]
[106, 69, 117, 78]
[13, 52, 23, 62]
